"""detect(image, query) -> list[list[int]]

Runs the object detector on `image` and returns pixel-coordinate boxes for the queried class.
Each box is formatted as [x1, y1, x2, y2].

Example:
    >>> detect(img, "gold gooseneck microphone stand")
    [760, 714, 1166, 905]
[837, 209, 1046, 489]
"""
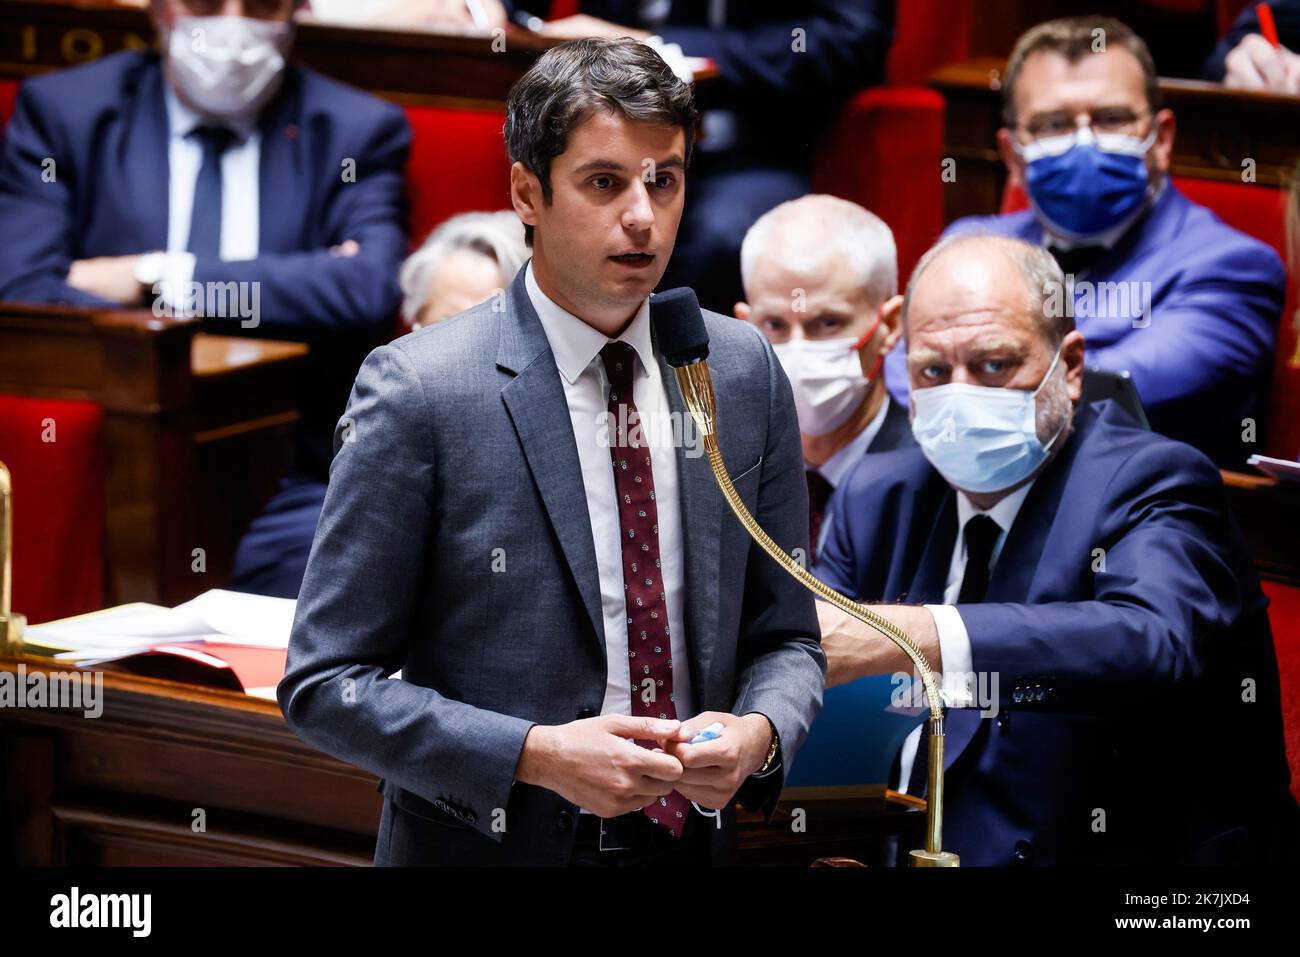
[661, 301, 958, 867]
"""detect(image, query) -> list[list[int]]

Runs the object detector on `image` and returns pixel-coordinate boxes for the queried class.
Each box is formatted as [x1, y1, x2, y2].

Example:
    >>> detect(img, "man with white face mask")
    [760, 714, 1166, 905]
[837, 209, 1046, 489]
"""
[736, 196, 911, 564]
[882, 16, 1284, 470]
[813, 234, 1296, 866]
[0, 0, 411, 598]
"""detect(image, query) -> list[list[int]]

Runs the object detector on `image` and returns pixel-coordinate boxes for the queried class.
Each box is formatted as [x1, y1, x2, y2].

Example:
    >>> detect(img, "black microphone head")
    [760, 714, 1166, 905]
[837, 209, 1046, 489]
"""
[651, 288, 709, 367]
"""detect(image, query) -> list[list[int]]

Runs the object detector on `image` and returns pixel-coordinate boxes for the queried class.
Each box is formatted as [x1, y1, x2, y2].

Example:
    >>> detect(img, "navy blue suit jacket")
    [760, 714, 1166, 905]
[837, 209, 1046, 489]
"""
[0, 51, 410, 480]
[887, 184, 1284, 468]
[816, 399, 1295, 865]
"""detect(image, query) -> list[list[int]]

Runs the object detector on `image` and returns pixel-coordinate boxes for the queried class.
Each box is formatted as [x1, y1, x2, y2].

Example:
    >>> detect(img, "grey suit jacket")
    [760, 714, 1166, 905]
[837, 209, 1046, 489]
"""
[278, 266, 825, 865]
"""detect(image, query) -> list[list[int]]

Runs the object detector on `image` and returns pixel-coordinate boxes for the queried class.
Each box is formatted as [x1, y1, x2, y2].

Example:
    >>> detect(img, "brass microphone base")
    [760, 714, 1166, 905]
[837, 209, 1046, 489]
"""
[0, 612, 24, 657]
[909, 849, 960, 867]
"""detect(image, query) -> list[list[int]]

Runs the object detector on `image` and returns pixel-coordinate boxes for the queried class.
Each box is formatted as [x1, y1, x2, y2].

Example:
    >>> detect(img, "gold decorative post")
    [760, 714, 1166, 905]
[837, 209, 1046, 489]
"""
[0, 461, 26, 656]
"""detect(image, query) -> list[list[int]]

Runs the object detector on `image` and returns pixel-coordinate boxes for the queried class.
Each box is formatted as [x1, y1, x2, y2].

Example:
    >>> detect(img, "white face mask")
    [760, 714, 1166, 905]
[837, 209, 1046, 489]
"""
[163, 15, 291, 124]
[910, 346, 1068, 494]
[772, 336, 872, 436]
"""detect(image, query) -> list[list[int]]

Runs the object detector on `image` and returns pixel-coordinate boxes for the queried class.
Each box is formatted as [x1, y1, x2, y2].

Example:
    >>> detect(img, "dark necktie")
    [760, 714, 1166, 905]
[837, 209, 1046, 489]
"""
[186, 125, 236, 259]
[601, 342, 690, 837]
[806, 469, 834, 567]
[906, 513, 1002, 798]
[1048, 243, 1107, 278]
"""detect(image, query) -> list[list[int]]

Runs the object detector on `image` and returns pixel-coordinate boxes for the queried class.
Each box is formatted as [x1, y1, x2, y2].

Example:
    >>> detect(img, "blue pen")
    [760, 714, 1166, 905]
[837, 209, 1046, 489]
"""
[688, 721, 726, 745]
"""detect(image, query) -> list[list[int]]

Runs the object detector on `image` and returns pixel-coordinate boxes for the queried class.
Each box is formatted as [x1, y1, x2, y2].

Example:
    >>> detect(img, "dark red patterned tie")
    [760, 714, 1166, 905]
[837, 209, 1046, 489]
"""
[601, 342, 691, 838]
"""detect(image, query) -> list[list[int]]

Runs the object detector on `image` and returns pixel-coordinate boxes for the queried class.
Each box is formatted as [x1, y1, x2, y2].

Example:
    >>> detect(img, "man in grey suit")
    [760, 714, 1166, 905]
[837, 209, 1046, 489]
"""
[278, 38, 825, 866]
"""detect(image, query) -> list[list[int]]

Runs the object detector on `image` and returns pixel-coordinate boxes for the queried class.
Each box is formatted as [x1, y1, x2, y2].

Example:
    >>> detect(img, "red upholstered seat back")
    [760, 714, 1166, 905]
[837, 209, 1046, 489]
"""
[402, 104, 512, 247]
[885, 0, 974, 86]
[812, 88, 946, 285]
[812, 0, 973, 285]
[0, 78, 17, 127]
[0, 395, 104, 625]
[1263, 580, 1300, 800]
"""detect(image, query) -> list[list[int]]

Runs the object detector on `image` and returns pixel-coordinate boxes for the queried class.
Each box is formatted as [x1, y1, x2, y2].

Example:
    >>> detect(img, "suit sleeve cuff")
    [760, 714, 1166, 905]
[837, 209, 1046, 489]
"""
[924, 604, 977, 708]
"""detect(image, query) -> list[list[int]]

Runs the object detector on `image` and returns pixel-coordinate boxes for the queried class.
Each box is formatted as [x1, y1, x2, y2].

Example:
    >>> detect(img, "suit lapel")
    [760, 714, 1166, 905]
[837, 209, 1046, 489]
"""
[497, 271, 606, 658]
[122, 61, 169, 251]
[867, 396, 913, 454]
[986, 402, 1095, 602]
[909, 488, 956, 604]
[656, 327, 722, 710]
[255, 68, 303, 253]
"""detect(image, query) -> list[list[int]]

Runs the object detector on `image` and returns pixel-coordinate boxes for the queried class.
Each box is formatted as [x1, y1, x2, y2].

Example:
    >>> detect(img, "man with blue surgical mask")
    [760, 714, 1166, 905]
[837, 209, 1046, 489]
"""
[814, 234, 1296, 866]
[0, 0, 411, 599]
[882, 15, 1284, 470]
[735, 196, 912, 564]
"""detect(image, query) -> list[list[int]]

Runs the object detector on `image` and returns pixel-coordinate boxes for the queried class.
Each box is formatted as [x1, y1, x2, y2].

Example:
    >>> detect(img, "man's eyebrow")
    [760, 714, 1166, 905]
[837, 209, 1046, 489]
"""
[573, 159, 629, 174]
[572, 155, 685, 175]
[966, 339, 1028, 360]
[907, 348, 946, 369]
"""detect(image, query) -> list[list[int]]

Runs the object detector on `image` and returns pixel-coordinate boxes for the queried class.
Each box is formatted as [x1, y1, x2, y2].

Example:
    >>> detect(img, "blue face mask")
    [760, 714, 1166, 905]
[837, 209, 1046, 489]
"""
[910, 347, 1068, 494]
[1016, 127, 1156, 241]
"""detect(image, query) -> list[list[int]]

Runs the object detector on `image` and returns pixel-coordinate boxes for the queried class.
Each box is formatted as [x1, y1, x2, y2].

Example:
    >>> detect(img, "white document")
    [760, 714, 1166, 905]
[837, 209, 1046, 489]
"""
[26, 590, 295, 654]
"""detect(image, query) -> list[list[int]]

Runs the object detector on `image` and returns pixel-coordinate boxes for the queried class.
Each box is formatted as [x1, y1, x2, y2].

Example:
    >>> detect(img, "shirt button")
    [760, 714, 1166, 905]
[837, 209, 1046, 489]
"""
[577, 707, 596, 720]
[556, 810, 575, 831]
[1013, 839, 1034, 863]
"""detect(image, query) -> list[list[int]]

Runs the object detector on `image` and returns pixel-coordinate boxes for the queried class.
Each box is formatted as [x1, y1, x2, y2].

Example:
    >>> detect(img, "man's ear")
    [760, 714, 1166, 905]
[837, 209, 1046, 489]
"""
[1061, 329, 1086, 403]
[734, 301, 751, 322]
[1149, 107, 1176, 176]
[510, 161, 542, 235]
[997, 127, 1026, 192]
[879, 294, 904, 354]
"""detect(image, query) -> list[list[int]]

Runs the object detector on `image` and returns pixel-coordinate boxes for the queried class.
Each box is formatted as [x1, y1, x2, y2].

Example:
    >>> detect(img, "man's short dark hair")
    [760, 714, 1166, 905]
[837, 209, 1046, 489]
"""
[504, 37, 698, 246]
[1002, 16, 1162, 129]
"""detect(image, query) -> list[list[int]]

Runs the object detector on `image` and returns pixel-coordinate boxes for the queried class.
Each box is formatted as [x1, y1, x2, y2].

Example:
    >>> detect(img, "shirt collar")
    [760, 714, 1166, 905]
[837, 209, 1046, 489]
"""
[164, 85, 257, 142]
[955, 478, 1036, 539]
[525, 261, 655, 386]
[815, 396, 891, 488]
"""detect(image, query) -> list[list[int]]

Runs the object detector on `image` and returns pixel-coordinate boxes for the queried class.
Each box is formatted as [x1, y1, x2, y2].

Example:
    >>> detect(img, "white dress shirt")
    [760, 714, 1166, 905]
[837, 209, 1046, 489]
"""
[896, 479, 1037, 793]
[810, 396, 890, 556]
[811, 395, 890, 490]
[525, 265, 693, 814]
[156, 87, 261, 298]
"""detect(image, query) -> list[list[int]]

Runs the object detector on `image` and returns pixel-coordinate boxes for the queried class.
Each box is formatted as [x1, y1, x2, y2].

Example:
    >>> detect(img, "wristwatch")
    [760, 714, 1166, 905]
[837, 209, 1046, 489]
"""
[752, 715, 781, 778]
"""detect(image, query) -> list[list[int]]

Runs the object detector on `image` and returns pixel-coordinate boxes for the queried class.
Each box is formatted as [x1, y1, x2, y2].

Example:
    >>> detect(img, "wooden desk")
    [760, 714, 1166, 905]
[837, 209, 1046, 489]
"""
[0, 302, 307, 610]
[930, 57, 1300, 225]
[1222, 470, 1300, 587]
[0, 655, 921, 866]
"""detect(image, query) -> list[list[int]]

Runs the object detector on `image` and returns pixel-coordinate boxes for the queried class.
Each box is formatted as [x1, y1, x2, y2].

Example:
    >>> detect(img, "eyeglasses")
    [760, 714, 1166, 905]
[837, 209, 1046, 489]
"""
[1016, 108, 1151, 142]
